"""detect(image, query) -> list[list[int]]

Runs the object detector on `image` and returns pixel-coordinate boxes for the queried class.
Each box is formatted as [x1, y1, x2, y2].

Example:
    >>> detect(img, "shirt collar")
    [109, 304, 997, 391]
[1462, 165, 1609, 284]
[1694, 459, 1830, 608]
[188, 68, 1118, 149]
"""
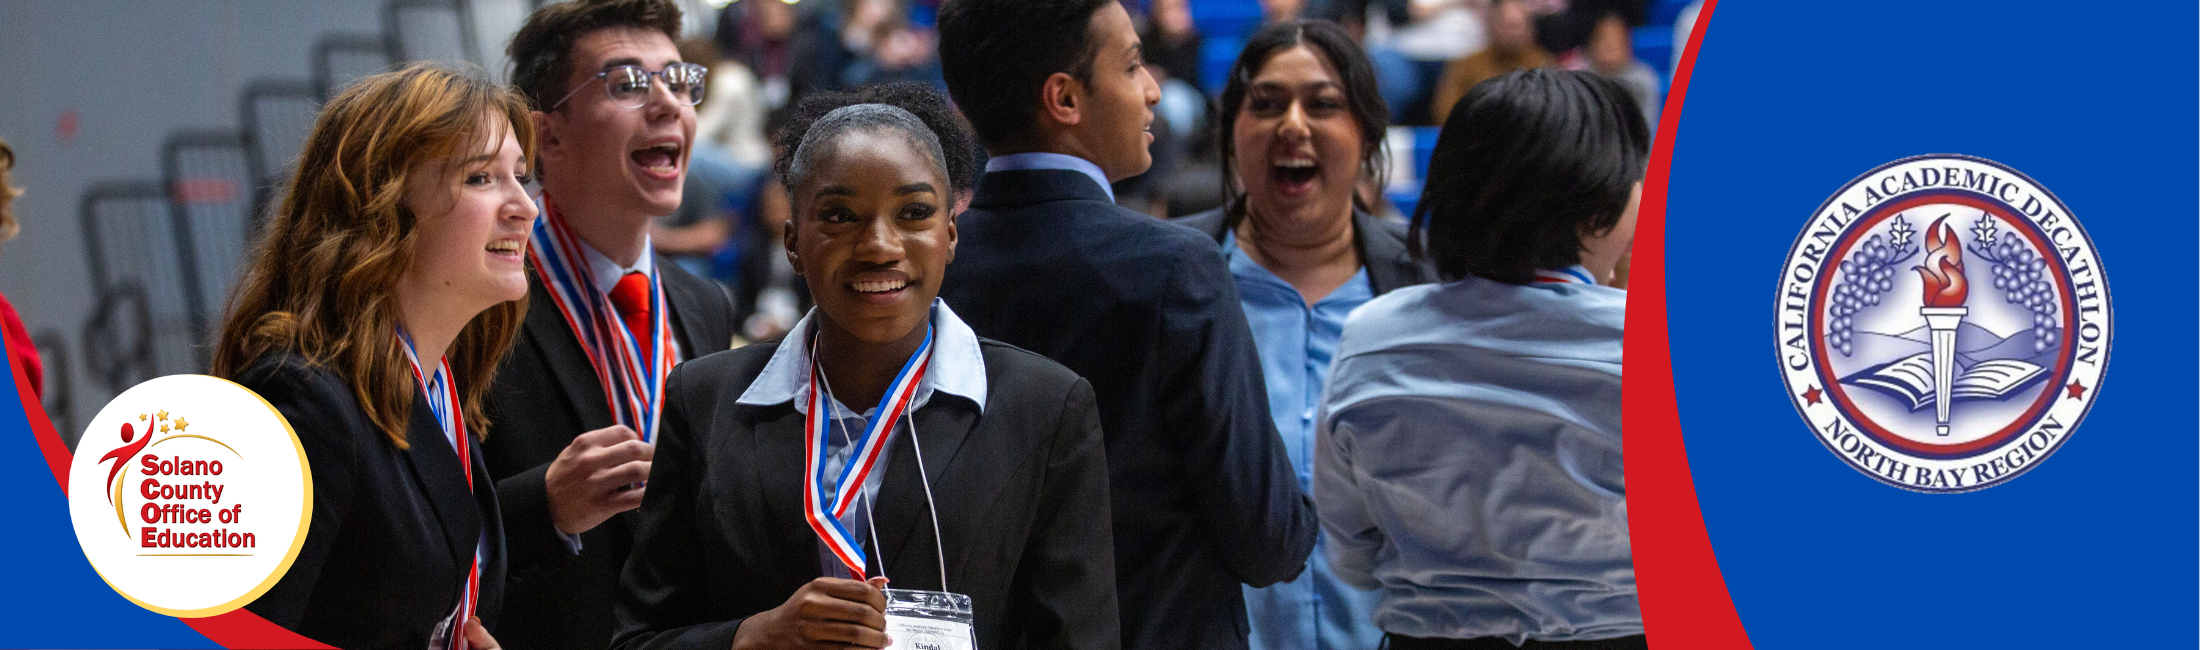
[984, 152, 1115, 203]
[577, 234, 657, 297]
[1532, 265, 1598, 285]
[737, 299, 988, 414]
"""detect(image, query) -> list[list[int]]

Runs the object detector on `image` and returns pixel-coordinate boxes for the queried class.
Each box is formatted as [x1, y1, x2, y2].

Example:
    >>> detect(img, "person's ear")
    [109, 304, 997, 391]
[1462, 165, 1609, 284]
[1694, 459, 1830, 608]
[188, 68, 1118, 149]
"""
[783, 214, 802, 274]
[1040, 71, 1084, 129]
[943, 207, 959, 266]
[531, 110, 563, 163]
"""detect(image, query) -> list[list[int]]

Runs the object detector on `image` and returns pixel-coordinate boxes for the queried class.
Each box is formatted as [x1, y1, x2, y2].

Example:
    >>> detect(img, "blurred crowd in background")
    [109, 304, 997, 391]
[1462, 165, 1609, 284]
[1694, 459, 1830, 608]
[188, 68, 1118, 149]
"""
[659, 0, 1696, 342]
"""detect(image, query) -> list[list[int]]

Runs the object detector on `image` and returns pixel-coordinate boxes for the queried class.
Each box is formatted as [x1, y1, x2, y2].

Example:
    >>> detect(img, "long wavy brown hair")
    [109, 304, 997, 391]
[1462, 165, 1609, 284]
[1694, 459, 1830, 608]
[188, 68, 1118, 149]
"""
[212, 63, 535, 448]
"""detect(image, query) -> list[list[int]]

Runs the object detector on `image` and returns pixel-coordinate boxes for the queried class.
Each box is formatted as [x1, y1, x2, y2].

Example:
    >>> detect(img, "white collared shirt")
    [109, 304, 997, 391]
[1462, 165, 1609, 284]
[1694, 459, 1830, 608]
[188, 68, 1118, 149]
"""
[737, 298, 989, 414]
[575, 234, 685, 362]
[984, 152, 1116, 203]
[736, 299, 988, 577]
[577, 234, 657, 301]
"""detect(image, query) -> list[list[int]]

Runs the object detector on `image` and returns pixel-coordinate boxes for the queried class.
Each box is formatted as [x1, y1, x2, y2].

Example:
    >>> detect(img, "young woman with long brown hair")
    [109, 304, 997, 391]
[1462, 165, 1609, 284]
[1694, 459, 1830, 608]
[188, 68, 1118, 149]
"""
[211, 62, 538, 649]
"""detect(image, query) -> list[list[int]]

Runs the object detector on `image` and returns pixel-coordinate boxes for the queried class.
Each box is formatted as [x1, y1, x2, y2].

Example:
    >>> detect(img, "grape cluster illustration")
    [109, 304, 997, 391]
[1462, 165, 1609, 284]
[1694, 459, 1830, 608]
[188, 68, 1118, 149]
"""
[1826, 217, 1918, 356]
[1967, 215, 2061, 353]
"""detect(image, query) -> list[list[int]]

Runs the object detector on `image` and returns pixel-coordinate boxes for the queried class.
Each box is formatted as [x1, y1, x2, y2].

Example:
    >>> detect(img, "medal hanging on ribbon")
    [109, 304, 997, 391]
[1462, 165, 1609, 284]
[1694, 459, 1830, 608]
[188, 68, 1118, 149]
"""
[803, 328, 934, 577]
[528, 198, 675, 444]
[399, 331, 484, 650]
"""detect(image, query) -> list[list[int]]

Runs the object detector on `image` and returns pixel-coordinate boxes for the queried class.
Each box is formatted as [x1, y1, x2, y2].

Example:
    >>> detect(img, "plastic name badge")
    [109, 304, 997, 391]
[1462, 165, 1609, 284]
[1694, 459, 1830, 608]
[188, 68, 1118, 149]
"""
[883, 589, 976, 650]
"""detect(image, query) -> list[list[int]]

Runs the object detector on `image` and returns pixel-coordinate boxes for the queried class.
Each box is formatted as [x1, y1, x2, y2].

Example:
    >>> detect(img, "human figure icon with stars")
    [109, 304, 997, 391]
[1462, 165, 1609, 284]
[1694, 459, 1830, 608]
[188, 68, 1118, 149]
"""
[97, 415, 155, 504]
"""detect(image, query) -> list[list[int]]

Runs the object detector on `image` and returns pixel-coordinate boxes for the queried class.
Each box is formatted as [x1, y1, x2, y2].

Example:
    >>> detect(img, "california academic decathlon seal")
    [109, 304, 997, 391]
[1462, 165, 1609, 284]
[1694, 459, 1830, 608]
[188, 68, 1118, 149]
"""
[1775, 155, 2109, 492]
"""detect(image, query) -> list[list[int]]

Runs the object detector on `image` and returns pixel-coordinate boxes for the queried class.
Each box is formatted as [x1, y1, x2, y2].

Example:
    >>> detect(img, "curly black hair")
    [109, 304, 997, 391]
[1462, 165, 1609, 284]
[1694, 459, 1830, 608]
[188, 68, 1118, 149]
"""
[771, 82, 982, 198]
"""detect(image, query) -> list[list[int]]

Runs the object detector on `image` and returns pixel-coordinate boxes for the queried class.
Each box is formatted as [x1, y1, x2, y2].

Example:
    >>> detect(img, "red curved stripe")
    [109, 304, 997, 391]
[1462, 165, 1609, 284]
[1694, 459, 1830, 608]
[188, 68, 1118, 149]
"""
[1623, 1, 1755, 647]
[13, 338, 71, 492]
[182, 611, 335, 649]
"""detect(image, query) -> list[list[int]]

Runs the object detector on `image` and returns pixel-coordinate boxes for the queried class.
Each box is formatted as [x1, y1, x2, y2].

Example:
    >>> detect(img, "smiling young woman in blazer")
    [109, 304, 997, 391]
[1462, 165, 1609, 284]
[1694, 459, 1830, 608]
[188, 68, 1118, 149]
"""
[210, 63, 542, 650]
[613, 85, 1119, 650]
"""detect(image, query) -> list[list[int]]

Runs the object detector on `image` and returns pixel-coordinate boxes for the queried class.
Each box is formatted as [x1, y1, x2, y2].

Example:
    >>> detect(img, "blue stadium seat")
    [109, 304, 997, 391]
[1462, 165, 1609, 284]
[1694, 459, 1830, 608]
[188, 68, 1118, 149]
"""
[1649, 0, 1694, 26]
[1201, 35, 1244, 95]
[1189, 0, 1262, 41]
[1632, 25, 1672, 88]
[1385, 126, 1443, 219]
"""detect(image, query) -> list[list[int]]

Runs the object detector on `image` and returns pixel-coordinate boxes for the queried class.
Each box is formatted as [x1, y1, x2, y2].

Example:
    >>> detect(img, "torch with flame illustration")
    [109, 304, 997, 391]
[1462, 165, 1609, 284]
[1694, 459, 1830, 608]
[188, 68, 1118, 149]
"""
[1914, 217, 1969, 436]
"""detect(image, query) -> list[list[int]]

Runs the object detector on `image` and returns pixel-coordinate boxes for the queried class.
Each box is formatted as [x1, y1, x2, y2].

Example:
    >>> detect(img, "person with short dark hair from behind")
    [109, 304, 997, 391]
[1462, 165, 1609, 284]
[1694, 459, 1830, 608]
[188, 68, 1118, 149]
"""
[0, 138, 41, 397]
[612, 82, 1119, 650]
[1171, 19, 1441, 650]
[212, 63, 538, 649]
[1316, 68, 1648, 650]
[937, 1, 1318, 648]
[486, 2, 737, 649]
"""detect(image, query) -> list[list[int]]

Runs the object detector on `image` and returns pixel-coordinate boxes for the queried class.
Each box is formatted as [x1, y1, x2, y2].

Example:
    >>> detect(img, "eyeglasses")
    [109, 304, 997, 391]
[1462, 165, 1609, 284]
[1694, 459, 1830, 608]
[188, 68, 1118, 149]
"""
[550, 63, 710, 110]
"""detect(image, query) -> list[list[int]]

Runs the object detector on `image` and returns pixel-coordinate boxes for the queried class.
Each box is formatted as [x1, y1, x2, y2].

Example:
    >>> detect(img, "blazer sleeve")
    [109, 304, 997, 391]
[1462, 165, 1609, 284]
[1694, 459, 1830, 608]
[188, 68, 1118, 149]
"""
[1155, 243, 1318, 588]
[495, 461, 577, 582]
[611, 365, 749, 650]
[1313, 393, 1383, 591]
[236, 361, 363, 628]
[1013, 377, 1121, 650]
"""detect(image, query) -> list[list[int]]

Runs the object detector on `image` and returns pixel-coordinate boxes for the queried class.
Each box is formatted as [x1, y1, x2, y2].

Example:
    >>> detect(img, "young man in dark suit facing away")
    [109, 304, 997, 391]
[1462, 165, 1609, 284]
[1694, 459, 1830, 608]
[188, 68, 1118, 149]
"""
[481, 2, 735, 649]
[937, 2, 1317, 648]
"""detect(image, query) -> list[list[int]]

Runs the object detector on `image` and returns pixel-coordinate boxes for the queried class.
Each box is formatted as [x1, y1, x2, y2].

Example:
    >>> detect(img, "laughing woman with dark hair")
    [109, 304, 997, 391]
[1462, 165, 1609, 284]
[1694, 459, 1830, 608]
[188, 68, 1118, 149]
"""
[1314, 68, 1649, 650]
[1171, 19, 1437, 650]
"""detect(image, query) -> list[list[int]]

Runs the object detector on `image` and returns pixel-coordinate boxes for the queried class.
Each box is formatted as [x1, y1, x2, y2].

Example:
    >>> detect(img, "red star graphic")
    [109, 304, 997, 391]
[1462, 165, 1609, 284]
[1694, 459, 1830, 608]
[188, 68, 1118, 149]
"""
[2065, 380, 2087, 400]
[1801, 385, 1823, 406]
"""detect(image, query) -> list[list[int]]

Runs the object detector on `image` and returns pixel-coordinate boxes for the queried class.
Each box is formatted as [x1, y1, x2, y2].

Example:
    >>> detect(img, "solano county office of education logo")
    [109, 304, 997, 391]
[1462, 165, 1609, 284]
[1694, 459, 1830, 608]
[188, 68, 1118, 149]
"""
[1774, 155, 2108, 492]
[66, 375, 311, 616]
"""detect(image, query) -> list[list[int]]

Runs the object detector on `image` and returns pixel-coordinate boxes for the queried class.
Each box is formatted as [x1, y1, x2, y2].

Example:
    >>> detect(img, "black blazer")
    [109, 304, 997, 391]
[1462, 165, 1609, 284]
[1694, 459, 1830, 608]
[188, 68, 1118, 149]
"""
[611, 337, 1120, 650]
[938, 169, 1316, 650]
[481, 254, 735, 650]
[1172, 207, 1441, 296]
[237, 351, 505, 649]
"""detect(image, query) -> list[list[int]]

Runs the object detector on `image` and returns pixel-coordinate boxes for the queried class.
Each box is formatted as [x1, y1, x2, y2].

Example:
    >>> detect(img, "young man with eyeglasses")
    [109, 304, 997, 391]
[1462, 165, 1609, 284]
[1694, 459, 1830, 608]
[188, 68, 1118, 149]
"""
[484, 2, 735, 649]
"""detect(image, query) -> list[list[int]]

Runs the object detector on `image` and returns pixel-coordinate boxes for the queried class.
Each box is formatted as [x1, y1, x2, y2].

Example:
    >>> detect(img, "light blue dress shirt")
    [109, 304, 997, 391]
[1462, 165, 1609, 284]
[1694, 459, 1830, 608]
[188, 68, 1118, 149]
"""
[1223, 232, 1384, 650]
[983, 152, 1115, 203]
[1314, 272, 1640, 645]
[735, 300, 990, 577]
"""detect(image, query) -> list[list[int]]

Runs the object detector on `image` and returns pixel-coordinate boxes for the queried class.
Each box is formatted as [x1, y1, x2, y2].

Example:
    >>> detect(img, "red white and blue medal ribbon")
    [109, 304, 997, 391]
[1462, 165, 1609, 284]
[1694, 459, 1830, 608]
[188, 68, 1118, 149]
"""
[1533, 266, 1597, 285]
[528, 198, 675, 444]
[803, 328, 934, 577]
[399, 331, 483, 650]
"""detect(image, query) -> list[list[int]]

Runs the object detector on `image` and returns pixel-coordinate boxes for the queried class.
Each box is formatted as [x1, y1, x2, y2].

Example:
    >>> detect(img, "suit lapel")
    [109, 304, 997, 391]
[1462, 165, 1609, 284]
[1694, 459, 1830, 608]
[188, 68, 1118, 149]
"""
[523, 271, 617, 429]
[871, 399, 977, 587]
[1354, 211, 1420, 296]
[654, 253, 724, 360]
[752, 405, 822, 573]
[401, 392, 481, 570]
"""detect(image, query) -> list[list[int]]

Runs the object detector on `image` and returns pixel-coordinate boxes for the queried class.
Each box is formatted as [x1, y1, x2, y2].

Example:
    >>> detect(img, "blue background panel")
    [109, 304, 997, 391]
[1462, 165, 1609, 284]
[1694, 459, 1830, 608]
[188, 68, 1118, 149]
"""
[1667, 1, 2196, 647]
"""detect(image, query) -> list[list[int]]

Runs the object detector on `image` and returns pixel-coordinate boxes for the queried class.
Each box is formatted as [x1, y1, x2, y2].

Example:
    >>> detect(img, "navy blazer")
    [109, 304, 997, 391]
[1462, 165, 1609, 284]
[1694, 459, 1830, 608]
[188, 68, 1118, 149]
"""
[481, 254, 735, 650]
[237, 351, 505, 649]
[612, 338, 1120, 650]
[938, 168, 1316, 650]
[1172, 207, 1440, 296]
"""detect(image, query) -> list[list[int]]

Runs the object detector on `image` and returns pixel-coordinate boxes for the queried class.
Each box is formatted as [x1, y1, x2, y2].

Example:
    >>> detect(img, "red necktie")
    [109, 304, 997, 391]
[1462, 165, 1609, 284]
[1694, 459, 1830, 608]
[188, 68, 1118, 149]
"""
[608, 271, 654, 362]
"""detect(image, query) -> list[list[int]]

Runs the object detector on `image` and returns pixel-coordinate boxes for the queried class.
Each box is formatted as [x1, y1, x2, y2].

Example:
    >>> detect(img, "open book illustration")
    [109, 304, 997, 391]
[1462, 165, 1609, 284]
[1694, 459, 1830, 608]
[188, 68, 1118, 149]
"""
[1841, 353, 2049, 411]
